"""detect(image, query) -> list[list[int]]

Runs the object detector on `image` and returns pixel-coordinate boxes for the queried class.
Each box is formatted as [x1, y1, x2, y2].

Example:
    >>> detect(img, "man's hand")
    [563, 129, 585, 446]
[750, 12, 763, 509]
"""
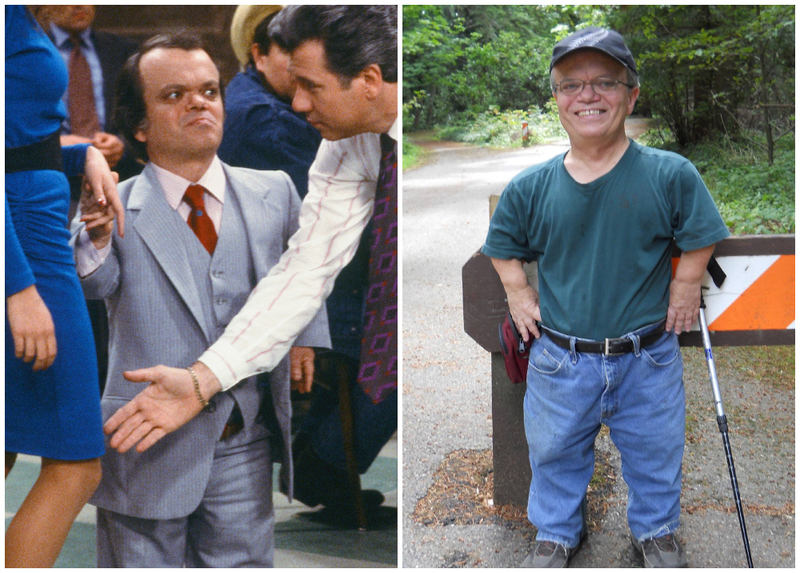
[290, 347, 315, 393]
[506, 284, 542, 342]
[666, 245, 716, 334]
[666, 278, 702, 334]
[6, 285, 57, 371]
[92, 132, 125, 168]
[83, 145, 125, 238]
[491, 257, 542, 342]
[105, 362, 222, 453]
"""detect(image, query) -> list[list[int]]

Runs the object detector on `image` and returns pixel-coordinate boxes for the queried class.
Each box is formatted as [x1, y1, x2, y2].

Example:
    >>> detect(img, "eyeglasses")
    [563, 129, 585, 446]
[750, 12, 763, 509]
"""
[556, 78, 633, 96]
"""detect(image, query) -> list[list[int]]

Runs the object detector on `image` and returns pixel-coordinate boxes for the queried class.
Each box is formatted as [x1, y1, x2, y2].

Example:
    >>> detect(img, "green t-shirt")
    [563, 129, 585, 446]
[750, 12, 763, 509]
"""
[482, 140, 730, 340]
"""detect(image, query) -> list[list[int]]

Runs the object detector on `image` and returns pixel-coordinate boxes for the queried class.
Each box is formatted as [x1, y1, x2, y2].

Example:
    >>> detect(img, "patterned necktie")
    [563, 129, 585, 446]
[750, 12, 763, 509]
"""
[183, 184, 218, 254]
[357, 133, 398, 404]
[67, 38, 100, 137]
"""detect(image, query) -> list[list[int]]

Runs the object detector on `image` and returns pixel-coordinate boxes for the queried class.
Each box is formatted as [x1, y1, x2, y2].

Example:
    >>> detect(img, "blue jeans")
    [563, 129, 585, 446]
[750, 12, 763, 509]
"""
[523, 321, 685, 547]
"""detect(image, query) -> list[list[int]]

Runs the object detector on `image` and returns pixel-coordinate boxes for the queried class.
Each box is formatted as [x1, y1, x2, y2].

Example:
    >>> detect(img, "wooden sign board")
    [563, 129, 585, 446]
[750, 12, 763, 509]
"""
[464, 235, 795, 350]
[673, 236, 794, 347]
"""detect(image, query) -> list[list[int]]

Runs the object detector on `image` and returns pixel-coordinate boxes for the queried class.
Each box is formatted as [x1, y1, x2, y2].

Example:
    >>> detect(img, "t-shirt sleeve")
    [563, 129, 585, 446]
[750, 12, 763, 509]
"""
[481, 179, 534, 262]
[670, 161, 730, 252]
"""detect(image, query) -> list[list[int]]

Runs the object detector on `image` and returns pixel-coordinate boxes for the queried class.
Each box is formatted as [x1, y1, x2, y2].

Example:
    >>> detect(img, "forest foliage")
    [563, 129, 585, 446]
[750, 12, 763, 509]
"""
[403, 5, 794, 155]
[403, 5, 795, 233]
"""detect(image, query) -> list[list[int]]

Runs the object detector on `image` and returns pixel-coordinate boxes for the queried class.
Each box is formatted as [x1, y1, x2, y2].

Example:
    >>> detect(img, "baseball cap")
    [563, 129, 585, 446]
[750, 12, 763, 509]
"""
[550, 27, 637, 75]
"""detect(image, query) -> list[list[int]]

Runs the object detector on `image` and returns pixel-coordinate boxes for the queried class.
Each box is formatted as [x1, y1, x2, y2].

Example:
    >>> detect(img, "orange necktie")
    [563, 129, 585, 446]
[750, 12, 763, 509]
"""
[183, 184, 217, 254]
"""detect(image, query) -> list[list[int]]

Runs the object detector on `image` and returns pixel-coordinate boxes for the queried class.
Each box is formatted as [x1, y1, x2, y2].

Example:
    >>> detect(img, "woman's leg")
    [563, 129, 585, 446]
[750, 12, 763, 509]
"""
[5, 457, 101, 567]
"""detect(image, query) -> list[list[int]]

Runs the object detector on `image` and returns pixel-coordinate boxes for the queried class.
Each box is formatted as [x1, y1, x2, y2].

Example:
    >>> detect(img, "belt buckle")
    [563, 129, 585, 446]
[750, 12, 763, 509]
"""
[604, 337, 625, 356]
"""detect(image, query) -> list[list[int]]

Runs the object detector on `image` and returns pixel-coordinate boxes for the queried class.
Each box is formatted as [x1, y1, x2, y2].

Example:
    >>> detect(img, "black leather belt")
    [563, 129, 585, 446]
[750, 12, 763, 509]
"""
[6, 131, 63, 174]
[220, 406, 244, 440]
[544, 322, 666, 356]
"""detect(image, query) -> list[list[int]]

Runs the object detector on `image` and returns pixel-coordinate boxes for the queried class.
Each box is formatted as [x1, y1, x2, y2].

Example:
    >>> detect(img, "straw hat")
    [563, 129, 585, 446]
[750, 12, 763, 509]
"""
[230, 5, 283, 68]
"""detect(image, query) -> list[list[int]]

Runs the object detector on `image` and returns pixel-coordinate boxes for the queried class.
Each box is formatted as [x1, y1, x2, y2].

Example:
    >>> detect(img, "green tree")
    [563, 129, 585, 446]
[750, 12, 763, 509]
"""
[612, 5, 794, 156]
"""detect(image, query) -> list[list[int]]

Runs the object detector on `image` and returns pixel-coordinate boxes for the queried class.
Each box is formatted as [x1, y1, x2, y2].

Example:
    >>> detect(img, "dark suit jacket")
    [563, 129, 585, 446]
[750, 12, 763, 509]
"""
[91, 28, 141, 181]
[51, 26, 142, 182]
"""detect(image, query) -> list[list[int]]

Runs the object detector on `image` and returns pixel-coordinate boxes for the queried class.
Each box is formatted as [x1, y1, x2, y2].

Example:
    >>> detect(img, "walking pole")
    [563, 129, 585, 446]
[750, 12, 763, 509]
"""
[697, 257, 754, 567]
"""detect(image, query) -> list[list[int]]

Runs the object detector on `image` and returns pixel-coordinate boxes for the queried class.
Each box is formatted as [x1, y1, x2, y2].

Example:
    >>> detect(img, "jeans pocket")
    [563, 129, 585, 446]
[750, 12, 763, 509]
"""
[529, 340, 567, 375]
[640, 333, 681, 368]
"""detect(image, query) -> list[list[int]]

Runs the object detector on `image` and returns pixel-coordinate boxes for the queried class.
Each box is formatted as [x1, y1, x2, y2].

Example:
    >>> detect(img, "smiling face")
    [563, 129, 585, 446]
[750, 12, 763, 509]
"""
[552, 50, 639, 146]
[289, 40, 372, 141]
[134, 48, 224, 168]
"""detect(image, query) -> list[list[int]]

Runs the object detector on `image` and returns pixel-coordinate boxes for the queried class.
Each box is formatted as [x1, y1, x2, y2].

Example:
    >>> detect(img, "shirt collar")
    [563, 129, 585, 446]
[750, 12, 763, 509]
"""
[50, 24, 94, 51]
[386, 117, 399, 142]
[150, 156, 226, 211]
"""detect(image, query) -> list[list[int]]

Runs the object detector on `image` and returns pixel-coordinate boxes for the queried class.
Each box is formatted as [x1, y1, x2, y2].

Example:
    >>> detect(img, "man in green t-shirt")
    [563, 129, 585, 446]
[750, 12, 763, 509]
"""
[483, 28, 729, 568]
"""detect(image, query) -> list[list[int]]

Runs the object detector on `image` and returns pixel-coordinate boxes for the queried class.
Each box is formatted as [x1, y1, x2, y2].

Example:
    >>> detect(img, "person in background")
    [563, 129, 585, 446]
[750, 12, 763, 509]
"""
[5, 5, 122, 567]
[47, 5, 141, 181]
[219, 4, 322, 200]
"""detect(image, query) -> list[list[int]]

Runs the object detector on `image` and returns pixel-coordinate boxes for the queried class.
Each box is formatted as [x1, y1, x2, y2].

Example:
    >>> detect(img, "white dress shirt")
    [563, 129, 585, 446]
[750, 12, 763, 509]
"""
[199, 119, 399, 391]
[75, 157, 226, 277]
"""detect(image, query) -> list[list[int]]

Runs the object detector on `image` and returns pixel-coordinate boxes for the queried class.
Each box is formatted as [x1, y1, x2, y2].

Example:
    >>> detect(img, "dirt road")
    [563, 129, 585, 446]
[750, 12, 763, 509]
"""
[401, 132, 794, 568]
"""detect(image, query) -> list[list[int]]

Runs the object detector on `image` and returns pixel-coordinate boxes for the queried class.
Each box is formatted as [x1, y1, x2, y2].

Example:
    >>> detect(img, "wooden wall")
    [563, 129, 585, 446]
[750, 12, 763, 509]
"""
[93, 5, 241, 86]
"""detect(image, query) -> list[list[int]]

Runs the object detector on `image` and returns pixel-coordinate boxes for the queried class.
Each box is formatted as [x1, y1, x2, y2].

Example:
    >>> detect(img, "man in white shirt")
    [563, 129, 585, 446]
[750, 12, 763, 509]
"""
[104, 6, 398, 460]
[73, 32, 329, 566]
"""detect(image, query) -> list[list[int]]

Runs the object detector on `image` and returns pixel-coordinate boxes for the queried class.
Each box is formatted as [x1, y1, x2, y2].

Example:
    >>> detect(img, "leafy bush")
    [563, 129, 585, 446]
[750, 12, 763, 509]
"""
[645, 131, 795, 235]
[434, 104, 565, 147]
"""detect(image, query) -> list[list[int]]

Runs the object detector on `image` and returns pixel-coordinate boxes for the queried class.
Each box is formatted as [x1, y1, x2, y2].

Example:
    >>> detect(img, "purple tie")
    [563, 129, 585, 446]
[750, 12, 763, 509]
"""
[357, 134, 397, 404]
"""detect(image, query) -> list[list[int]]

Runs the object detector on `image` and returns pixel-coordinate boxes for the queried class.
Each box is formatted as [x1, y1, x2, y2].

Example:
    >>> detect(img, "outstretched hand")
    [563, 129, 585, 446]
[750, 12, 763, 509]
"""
[105, 364, 213, 453]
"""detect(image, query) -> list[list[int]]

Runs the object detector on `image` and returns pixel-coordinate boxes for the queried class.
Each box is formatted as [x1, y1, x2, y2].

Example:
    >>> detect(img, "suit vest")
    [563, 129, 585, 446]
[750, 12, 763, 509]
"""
[182, 184, 267, 435]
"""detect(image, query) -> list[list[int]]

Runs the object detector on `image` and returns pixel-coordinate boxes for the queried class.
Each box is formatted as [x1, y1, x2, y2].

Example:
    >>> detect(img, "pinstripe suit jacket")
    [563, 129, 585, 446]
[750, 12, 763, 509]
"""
[77, 162, 330, 519]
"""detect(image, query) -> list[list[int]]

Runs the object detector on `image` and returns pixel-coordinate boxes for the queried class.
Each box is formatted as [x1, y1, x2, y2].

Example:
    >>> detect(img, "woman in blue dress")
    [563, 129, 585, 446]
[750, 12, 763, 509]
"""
[5, 6, 123, 567]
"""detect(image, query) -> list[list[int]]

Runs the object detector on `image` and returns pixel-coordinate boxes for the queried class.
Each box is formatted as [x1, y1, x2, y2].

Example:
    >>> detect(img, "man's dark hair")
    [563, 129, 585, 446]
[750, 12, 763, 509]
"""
[248, 10, 282, 67]
[114, 32, 220, 162]
[282, 5, 397, 85]
[267, 7, 292, 52]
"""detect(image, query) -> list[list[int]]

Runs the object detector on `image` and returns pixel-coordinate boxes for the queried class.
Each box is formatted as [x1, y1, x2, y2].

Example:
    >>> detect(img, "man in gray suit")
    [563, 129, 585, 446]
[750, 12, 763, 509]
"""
[72, 32, 329, 567]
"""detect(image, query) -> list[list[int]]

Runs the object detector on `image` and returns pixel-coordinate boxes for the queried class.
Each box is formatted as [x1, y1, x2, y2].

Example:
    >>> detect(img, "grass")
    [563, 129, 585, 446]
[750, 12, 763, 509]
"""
[402, 140, 424, 171]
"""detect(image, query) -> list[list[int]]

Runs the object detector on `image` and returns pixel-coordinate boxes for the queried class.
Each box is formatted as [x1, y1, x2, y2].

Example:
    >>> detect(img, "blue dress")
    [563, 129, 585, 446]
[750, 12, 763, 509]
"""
[5, 5, 104, 460]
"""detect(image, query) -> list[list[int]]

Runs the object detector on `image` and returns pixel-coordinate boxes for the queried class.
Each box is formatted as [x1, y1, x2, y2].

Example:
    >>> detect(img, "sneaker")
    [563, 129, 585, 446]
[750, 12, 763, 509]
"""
[521, 540, 581, 568]
[632, 533, 688, 568]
